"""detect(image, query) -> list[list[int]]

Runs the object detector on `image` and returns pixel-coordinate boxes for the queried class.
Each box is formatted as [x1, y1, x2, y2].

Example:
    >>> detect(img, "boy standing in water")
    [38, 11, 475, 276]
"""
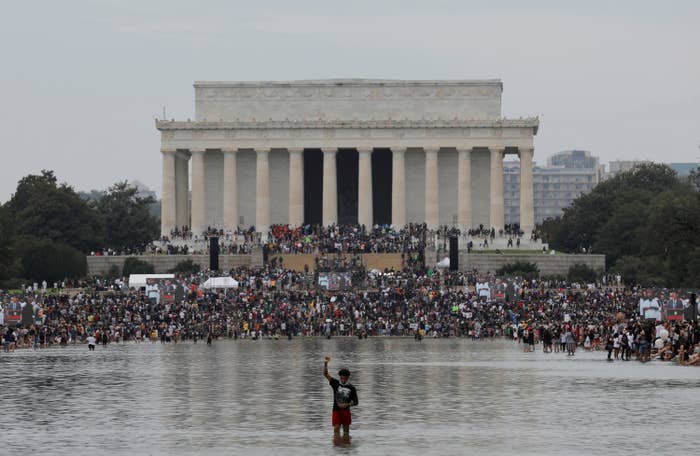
[323, 356, 358, 443]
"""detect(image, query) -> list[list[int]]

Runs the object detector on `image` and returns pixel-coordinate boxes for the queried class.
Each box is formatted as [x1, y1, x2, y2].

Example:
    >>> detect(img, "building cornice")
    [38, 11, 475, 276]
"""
[156, 118, 539, 134]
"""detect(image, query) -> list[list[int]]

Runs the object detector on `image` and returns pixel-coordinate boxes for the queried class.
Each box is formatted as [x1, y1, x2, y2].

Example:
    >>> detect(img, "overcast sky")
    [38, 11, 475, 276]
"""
[1, 0, 698, 201]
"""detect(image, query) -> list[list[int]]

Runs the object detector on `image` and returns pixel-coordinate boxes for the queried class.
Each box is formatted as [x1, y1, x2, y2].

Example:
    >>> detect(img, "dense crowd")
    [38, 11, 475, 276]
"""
[2, 266, 698, 365]
[266, 223, 428, 254]
[89, 222, 555, 258]
[92, 223, 430, 257]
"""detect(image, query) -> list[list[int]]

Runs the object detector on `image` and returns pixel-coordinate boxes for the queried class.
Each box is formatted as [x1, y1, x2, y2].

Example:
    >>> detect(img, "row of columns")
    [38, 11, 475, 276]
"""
[161, 147, 535, 236]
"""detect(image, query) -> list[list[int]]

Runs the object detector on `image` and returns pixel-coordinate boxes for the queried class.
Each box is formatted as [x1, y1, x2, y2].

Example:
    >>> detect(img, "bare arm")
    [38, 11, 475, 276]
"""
[323, 355, 332, 381]
[350, 388, 358, 407]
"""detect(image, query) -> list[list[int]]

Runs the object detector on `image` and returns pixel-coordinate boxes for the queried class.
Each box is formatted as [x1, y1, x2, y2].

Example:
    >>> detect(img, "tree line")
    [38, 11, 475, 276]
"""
[539, 163, 700, 287]
[1, 164, 697, 289]
[0, 170, 159, 286]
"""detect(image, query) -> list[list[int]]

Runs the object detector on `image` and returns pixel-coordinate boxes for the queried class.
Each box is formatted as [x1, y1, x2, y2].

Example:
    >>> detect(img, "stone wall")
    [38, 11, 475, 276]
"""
[87, 255, 254, 275]
[194, 79, 503, 122]
[88, 251, 602, 278]
[459, 253, 605, 276]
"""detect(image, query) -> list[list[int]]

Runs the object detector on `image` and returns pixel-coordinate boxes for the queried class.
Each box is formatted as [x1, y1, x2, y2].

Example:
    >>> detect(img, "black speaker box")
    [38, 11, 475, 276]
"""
[209, 236, 220, 271]
[449, 236, 458, 271]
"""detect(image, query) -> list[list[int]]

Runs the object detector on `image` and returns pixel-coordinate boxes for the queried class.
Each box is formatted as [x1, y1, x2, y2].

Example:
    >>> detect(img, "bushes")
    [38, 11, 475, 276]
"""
[13, 236, 87, 282]
[0, 277, 30, 291]
[122, 257, 155, 276]
[566, 263, 599, 284]
[168, 259, 200, 275]
[105, 264, 121, 279]
[496, 261, 539, 280]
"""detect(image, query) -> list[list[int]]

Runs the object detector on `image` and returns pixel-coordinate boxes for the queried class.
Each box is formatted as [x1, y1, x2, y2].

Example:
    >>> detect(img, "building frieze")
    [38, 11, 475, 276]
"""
[156, 118, 539, 133]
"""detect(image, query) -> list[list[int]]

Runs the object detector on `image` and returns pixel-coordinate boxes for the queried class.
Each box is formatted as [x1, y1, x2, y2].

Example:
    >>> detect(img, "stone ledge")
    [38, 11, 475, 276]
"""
[87, 255, 253, 275]
[156, 118, 539, 131]
[459, 253, 605, 276]
[194, 79, 503, 88]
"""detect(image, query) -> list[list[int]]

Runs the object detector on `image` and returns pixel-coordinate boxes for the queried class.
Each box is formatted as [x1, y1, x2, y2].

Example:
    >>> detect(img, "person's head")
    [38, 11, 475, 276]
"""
[338, 368, 350, 383]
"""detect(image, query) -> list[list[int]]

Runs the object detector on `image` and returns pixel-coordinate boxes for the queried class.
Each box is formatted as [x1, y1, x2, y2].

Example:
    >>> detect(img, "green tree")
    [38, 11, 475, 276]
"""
[122, 257, 155, 276]
[0, 205, 20, 281]
[14, 236, 87, 282]
[96, 181, 159, 251]
[639, 188, 700, 286]
[541, 163, 700, 287]
[542, 163, 680, 259]
[688, 165, 700, 191]
[5, 170, 104, 252]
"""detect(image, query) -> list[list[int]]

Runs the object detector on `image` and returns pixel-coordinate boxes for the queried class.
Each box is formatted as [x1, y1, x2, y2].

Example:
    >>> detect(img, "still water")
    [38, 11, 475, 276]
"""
[1, 338, 698, 456]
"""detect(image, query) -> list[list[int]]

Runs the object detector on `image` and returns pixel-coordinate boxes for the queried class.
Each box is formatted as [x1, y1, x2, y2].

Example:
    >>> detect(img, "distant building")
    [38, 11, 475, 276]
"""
[504, 150, 603, 225]
[607, 160, 650, 175]
[131, 180, 157, 200]
[604, 160, 698, 180]
[666, 162, 699, 177]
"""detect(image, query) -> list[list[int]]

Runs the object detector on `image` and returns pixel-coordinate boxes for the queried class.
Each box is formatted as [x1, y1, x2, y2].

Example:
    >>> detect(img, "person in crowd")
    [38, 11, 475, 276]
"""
[1, 256, 697, 372]
[323, 355, 358, 444]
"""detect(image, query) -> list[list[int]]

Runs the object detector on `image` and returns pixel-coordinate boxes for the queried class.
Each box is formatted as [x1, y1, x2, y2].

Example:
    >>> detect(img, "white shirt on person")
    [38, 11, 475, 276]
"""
[644, 298, 661, 321]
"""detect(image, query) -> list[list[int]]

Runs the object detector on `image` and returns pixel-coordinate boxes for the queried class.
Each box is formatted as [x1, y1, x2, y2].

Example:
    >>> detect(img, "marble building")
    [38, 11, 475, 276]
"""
[156, 79, 539, 237]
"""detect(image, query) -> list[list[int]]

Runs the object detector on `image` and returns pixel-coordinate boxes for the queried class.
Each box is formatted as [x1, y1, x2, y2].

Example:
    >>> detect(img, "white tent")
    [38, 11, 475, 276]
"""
[436, 257, 450, 269]
[202, 276, 239, 289]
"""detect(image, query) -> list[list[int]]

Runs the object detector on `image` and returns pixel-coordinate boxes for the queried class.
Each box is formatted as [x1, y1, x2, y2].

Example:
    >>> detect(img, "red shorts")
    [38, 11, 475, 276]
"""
[332, 409, 352, 426]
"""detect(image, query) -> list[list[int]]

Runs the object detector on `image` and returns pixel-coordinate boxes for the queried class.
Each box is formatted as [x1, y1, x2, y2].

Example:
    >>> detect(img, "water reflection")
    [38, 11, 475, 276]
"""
[1, 339, 698, 455]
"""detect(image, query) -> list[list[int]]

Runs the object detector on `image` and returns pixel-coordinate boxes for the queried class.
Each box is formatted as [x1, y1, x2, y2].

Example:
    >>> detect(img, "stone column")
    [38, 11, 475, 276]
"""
[255, 149, 270, 236]
[322, 148, 338, 226]
[160, 148, 177, 237]
[357, 148, 373, 227]
[489, 147, 505, 230]
[457, 148, 472, 230]
[175, 152, 190, 229]
[190, 149, 206, 235]
[222, 148, 238, 232]
[424, 148, 439, 229]
[391, 148, 406, 227]
[519, 147, 535, 235]
[288, 148, 304, 226]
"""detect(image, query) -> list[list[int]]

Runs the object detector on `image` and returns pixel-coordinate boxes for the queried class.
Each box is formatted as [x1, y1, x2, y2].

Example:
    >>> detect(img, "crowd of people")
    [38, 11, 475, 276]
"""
[437, 224, 540, 242]
[2, 265, 698, 366]
[89, 222, 553, 258]
[266, 223, 428, 254]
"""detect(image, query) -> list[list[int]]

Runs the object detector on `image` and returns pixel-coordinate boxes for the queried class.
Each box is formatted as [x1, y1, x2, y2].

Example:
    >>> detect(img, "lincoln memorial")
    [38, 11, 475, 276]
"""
[156, 79, 539, 237]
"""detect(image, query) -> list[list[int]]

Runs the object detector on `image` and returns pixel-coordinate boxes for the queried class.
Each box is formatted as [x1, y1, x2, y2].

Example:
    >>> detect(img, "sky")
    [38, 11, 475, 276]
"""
[1, 0, 698, 201]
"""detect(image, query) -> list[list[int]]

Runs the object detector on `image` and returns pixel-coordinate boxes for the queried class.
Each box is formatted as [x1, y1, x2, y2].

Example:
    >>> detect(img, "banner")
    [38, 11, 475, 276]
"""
[318, 272, 352, 291]
[145, 278, 177, 304]
[664, 293, 685, 321]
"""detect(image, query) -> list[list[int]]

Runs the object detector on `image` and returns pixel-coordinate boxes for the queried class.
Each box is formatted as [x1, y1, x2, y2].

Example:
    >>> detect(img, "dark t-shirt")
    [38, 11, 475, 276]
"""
[329, 378, 358, 411]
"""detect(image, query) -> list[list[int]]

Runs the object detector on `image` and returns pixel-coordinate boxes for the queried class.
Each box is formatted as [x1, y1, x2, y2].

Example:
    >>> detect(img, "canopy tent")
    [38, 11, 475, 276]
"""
[436, 257, 450, 269]
[202, 276, 239, 289]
